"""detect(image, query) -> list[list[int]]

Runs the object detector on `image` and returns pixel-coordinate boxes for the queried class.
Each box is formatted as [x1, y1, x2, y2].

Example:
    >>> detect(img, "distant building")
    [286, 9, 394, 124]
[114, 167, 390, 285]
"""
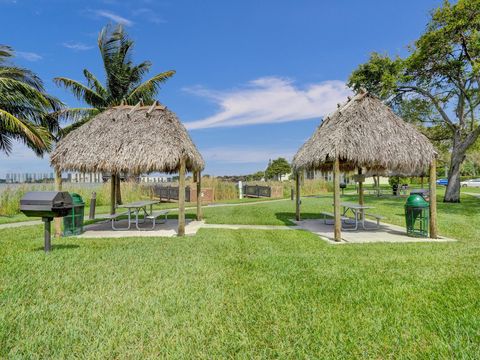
[139, 175, 172, 183]
[271, 172, 291, 182]
[69, 172, 104, 183]
[304, 169, 389, 185]
[6, 172, 54, 183]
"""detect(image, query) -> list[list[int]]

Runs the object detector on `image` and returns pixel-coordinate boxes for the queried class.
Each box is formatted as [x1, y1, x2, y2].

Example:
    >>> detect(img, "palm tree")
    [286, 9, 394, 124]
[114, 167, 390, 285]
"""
[54, 24, 175, 207]
[0, 45, 60, 156]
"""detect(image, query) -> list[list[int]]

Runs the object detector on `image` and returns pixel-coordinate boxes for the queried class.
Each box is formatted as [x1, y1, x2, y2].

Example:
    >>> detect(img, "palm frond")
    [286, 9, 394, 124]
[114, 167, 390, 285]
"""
[54, 107, 100, 124]
[57, 115, 95, 139]
[0, 109, 51, 153]
[127, 70, 176, 103]
[83, 69, 108, 98]
[0, 66, 44, 90]
[53, 77, 106, 108]
[0, 45, 13, 62]
[0, 77, 52, 109]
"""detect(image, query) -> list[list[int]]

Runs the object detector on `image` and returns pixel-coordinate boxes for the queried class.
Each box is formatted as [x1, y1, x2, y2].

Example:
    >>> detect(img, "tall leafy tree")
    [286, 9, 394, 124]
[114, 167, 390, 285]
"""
[265, 158, 291, 180]
[0, 45, 59, 156]
[54, 24, 175, 205]
[348, 0, 480, 203]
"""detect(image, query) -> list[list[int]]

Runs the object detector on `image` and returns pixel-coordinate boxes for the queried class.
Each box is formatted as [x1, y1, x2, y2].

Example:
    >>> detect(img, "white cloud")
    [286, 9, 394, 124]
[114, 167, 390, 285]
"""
[184, 77, 352, 130]
[62, 41, 94, 51]
[133, 8, 166, 24]
[15, 51, 42, 62]
[92, 10, 133, 26]
[201, 146, 296, 164]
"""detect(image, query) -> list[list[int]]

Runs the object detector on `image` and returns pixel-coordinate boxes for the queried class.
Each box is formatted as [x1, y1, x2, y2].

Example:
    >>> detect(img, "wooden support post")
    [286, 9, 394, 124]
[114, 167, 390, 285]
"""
[429, 157, 438, 239]
[178, 158, 186, 236]
[196, 170, 203, 221]
[333, 157, 341, 242]
[115, 173, 122, 205]
[89, 192, 97, 220]
[110, 174, 116, 215]
[54, 168, 62, 238]
[376, 175, 381, 197]
[295, 172, 301, 221]
[358, 167, 364, 206]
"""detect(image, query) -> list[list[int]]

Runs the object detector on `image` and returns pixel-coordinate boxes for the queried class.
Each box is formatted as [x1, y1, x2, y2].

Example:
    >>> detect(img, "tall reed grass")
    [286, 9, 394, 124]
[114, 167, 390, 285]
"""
[0, 181, 145, 216]
[0, 178, 332, 216]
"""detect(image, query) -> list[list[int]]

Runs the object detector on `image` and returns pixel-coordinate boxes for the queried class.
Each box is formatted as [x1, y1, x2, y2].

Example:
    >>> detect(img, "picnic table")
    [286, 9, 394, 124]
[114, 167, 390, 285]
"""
[340, 202, 375, 231]
[111, 200, 162, 230]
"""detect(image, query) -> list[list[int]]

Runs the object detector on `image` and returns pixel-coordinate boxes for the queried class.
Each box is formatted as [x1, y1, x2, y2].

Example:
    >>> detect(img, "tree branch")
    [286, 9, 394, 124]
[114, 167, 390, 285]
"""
[398, 86, 456, 130]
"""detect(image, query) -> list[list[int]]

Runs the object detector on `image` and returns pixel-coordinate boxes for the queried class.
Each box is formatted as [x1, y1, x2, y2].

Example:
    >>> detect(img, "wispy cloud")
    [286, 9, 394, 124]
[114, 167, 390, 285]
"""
[62, 41, 94, 51]
[133, 8, 166, 24]
[91, 9, 133, 26]
[15, 51, 42, 62]
[201, 147, 296, 164]
[184, 77, 352, 130]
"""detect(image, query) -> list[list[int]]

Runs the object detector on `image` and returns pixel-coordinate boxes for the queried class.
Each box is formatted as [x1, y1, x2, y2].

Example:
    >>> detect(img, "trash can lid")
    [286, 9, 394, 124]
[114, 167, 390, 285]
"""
[70, 192, 84, 205]
[405, 194, 429, 208]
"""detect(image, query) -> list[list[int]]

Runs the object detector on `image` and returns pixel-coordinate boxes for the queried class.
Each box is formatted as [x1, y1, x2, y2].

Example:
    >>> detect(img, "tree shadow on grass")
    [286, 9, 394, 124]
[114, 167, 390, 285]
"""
[275, 212, 323, 226]
[34, 244, 80, 252]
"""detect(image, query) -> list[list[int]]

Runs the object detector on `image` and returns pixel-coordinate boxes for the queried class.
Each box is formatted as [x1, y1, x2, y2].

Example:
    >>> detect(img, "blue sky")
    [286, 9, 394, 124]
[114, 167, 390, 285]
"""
[1, 0, 441, 176]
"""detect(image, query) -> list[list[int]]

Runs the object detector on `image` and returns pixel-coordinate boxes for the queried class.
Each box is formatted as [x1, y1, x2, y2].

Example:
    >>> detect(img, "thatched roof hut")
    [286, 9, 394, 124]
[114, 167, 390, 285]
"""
[51, 104, 204, 174]
[292, 91, 437, 175]
[51, 103, 204, 236]
[291, 91, 438, 241]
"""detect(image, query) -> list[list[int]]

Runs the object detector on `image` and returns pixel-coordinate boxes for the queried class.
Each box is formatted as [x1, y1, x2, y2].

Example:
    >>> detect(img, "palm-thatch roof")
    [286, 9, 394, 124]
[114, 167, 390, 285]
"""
[51, 103, 204, 174]
[292, 91, 437, 176]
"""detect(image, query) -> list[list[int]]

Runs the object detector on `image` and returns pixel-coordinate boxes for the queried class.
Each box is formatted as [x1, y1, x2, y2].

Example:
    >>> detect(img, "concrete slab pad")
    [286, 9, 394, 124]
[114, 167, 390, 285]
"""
[202, 224, 298, 230]
[293, 219, 456, 244]
[79, 219, 204, 238]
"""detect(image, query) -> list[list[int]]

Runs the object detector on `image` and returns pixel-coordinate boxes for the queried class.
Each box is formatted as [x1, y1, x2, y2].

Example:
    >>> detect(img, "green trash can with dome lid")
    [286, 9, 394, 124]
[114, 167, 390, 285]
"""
[63, 193, 85, 236]
[404, 193, 429, 237]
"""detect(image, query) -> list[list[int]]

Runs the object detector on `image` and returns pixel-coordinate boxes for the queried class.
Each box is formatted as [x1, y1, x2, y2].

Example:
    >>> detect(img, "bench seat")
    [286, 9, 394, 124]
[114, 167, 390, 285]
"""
[145, 210, 169, 228]
[365, 213, 385, 227]
[319, 211, 350, 224]
[103, 211, 129, 220]
[104, 211, 130, 230]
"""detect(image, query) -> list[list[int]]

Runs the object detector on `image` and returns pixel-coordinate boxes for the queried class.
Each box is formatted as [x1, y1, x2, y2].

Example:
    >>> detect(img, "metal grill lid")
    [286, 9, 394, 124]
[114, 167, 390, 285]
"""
[20, 191, 73, 208]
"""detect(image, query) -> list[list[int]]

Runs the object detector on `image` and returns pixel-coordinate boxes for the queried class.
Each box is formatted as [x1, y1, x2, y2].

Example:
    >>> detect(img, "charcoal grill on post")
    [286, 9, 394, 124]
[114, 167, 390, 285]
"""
[20, 192, 73, 252]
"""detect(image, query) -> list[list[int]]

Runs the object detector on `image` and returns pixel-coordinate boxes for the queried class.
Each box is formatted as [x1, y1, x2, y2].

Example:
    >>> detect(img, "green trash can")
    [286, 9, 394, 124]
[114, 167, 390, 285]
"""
[404, 194, 429, 237]
[63, 193, 85, 236]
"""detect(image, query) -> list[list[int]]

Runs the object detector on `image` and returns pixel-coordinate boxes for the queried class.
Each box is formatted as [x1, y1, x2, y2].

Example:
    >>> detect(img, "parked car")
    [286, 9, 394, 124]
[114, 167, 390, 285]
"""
[436, 179, 448, 186]
[460, 179, 480, 187]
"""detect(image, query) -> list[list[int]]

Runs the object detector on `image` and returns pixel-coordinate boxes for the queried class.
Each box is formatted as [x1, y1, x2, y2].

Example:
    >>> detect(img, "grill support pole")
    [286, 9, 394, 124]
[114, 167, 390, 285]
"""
[42, 217, 52, 252]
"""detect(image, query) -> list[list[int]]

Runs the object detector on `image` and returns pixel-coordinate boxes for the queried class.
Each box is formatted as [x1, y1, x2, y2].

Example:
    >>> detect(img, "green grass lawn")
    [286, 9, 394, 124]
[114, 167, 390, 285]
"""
[1, 192, 479, 357]
[462, 186, 480, 194]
